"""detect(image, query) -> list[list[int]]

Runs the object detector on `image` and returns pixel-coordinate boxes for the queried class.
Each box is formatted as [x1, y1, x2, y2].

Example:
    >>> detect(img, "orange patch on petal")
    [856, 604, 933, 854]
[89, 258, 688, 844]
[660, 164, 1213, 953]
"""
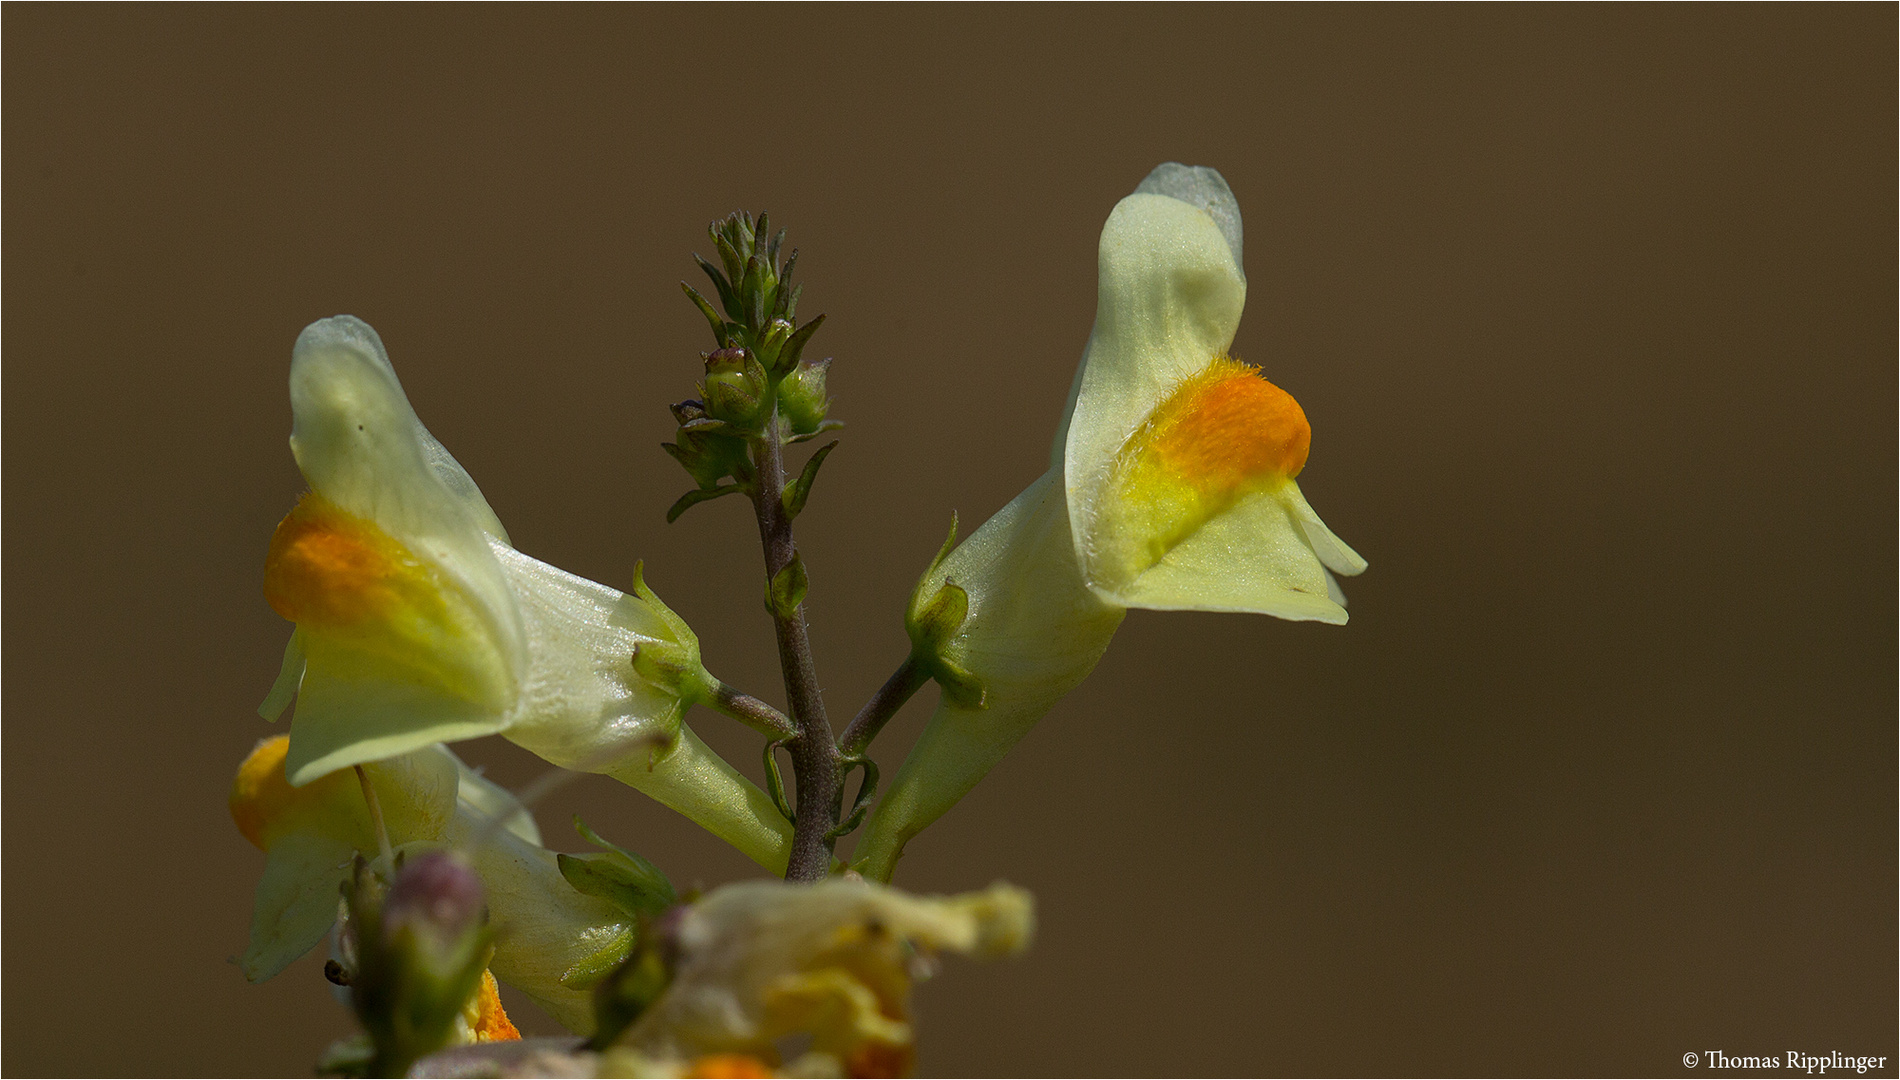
[265, 493, 429, 628]
[1139, 357, 1309, 489]
[469, 970, 521, 1042]
[229, 734, 354, 848]
[1103, 357, 1312, 577]
[688, 1053, 774, 1078]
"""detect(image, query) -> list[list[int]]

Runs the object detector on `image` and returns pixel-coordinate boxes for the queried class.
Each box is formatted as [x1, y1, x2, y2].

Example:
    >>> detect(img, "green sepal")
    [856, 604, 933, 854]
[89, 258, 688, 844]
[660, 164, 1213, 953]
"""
[700, 348, 769, 429]
[787, 420, 845, 445]
[910, 581, 968, 651]
[765, 553, 809, 619]
[932, 654, 988, 710]
[585, 923, 674, 1052]
[666, 483, 745, 523]
[557, 816, 677, 920]
[763, 738, 795, 822]
[753, 318, 795, 375]
[625, 564, 712, 715]
[559, 925, 637, 991]
[825, 756, 880, 841]
[780, 441, 839, 520]
[779, 313, 825, 374]
[711, 232, 746, 298]
[905, 515, 990, 710]
[779, 356, 832, 434]
[775, 250, 801, 320]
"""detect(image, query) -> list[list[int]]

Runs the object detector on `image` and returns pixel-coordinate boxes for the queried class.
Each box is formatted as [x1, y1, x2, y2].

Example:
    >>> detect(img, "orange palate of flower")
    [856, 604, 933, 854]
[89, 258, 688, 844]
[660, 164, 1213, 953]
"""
[688, 1053, 775, 1078]
[1139, 356, 1309, 492]
[264, 492, 430, 628]
[229, 734, 352, 849]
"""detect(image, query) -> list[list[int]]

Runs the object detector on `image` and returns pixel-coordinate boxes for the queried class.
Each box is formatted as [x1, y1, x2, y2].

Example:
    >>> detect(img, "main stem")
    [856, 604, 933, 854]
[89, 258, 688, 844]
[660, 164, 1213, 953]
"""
[751, 415, 841, 882]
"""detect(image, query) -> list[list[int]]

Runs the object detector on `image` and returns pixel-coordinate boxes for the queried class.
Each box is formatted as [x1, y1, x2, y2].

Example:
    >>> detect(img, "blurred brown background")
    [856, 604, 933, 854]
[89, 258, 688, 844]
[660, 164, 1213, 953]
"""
[5, 6, 1893, 1076]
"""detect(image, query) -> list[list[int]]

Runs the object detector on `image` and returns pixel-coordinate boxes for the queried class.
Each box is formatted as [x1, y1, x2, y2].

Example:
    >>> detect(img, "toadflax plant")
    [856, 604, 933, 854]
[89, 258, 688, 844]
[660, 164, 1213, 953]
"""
[232, 163, 1366, 1077]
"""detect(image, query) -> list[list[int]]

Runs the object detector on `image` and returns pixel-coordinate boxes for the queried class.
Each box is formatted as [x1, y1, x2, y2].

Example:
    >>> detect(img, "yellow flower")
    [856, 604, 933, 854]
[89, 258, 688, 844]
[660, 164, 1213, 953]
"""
[230, 734, 628, 1032]
[259, 317, 791, 870]
[607, 879, 1033, 1078]
[857, 164, 1366, 879]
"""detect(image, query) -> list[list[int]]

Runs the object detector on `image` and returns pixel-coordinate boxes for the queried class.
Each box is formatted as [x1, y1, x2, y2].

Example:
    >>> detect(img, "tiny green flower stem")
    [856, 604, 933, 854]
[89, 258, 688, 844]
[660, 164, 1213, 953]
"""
[601, 726, 793, 875]
[705, 678, 798, 740]
[749, 415, 842, 882]
[837, 654, 929, 758]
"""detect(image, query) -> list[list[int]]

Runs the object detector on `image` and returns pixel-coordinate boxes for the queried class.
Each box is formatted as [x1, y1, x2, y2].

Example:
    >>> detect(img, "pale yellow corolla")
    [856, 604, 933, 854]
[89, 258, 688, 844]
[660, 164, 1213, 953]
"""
[606, 879, 1032, 1078]
[259, 317, 791, 870]
[230, 734, 622, 1031]
[857, 165, 1366, 879]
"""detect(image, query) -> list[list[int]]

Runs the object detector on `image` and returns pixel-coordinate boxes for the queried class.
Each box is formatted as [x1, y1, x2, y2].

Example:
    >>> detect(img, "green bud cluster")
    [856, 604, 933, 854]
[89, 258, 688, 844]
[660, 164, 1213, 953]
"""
[665, 213, 843, 521]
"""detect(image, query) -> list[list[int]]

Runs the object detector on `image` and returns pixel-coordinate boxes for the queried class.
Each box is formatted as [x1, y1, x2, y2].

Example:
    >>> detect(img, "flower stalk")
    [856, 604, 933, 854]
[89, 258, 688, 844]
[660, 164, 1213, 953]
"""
[749, 415, 843, 881]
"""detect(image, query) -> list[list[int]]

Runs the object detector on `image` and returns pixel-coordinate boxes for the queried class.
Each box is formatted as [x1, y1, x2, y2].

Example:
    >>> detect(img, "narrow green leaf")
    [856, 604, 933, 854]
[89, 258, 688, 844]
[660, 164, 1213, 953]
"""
[773, 249, 800, 319]
[765, 553, 809, 619]
[779, 313, 825, 372]
[712, 234, 746, 307]
[780, 440, 839, 520]
[680, 281, 724, 340]
[694, 254, 735, 315]
[665, 484, 743, 524]
[825, 756, 880, 841]
[762, 739, 795, 823]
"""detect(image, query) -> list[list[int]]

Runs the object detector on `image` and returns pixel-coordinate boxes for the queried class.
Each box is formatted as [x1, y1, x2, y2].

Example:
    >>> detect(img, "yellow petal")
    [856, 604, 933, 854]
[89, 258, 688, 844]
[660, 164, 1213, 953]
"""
[273, 317, 526, 783]
[1062, 170, 1365, 617]
[1090, 356, 1311, 588]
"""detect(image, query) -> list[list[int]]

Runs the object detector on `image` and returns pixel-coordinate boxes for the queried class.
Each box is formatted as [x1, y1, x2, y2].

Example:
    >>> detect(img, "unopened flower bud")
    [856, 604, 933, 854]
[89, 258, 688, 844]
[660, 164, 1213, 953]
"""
[701, 348, 768, 428]
[383, 850, 486, 950]
[779, 357, 832, 436]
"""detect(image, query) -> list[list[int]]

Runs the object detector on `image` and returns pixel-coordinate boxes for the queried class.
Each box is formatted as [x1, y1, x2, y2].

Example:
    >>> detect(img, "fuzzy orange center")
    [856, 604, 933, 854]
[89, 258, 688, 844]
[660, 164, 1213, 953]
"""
[1103, 357, 1311, 577]
[1135, 357, 1309, 491]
